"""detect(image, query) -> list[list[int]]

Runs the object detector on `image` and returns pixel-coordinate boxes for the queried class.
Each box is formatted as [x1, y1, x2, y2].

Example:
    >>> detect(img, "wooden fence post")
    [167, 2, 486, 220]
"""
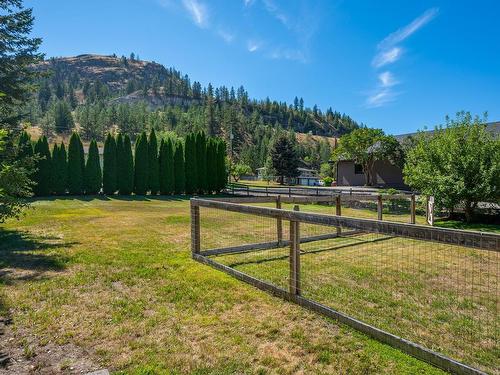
[288, 187, 292, 197]
[410, 194, 416, 224]
[276, 195, 283, 246]
[191, 202, 200, 255]
[377, 194, 383, 221]
[336, 194, 342, 236]
[247, 185, 250, 196]
[289, 205, 300, 296]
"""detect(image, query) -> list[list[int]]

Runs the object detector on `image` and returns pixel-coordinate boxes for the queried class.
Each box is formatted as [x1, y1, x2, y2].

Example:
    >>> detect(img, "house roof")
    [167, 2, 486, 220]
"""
[393, 121, 500, 142]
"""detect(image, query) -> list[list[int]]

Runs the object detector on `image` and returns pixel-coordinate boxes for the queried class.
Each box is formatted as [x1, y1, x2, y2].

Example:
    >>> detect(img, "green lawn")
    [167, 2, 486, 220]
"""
[0, 197, 448, 374]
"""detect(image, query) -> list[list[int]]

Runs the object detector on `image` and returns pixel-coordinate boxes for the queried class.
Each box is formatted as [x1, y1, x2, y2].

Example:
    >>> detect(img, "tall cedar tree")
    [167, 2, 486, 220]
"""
[84, 140, 102, 194]
[134, 131, 149, 195]
[52, 142, 67, 195]
[173, 141, 185, 194]
[206, 138, 217, 193]
[148, 129, 160, 194]
[196, 132, 207, 193]
[116, 133, 124, 192]
[159, 138, 175, 194]
[120, 135, 134, 194]
[269, 133, 300, 184]
[184, 133, 197, 194]
[17, 131, 33, 158]
[50, 143, 59, 193]
[67, 133, 84, 194]
[216, 140, 227, 191]
[102, 133, 117, 194]
[33, 136, 51, 196]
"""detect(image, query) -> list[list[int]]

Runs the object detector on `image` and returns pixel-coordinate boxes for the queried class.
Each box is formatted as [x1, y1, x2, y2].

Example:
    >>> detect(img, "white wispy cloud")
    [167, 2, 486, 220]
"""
[365, 8, 438, 108]
[247, 39, 261, 52]
[372, 47, 402, 68]
[217, 29, 235, 43]
[182, 0, 208, 28]
[243, 0, 255, 7]
[378, 7, 439, 49]
[263, 0, 289, 27]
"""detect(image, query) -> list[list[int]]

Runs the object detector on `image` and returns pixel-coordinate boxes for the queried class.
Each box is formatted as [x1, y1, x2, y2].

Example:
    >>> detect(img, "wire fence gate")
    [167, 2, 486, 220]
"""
[190, 197, 499, 375]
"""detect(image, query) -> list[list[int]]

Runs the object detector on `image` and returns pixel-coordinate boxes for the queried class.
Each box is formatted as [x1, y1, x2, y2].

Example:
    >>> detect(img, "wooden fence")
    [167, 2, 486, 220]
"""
[190, 197, 499, 375]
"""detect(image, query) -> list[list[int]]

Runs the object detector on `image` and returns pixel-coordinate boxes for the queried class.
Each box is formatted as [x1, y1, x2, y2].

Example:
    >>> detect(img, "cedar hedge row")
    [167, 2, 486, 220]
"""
[25, 130, 227, 196]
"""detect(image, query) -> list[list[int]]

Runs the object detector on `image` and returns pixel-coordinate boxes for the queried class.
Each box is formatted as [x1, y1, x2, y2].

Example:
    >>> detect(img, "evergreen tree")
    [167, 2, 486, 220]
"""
[84, 140, 102, 194]
[134, 131, 149, 195]
[196, 132, 207, 193]
[159, 138, 175, 194]
[33, 136, 51, 196]
[52, 142, 68, 195]
[52, 100, 74, 132]
[269, 132, 300, 184]
[184, 133, 197, 194]
[206, 138, 217, 193]
[102, 133, 117, 195]
[116, 133, 124, 191]
[67, 132, 84, 194]
[174, 141, 185, 194]
[17, 131, 33, 159]
[216, 139, 227, 191]
[148, 129, 160, 194]
[120, 135, 134, 195]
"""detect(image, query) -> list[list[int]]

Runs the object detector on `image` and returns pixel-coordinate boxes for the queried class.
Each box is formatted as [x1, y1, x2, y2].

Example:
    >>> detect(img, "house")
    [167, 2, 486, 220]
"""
[256, 167, 322, 186]
[336, 121, 500, 188]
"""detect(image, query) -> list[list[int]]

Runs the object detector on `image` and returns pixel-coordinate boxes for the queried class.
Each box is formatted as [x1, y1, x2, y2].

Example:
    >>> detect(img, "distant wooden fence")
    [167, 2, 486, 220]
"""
[191, 197, 499, 375]
[215, 192, 417, 224]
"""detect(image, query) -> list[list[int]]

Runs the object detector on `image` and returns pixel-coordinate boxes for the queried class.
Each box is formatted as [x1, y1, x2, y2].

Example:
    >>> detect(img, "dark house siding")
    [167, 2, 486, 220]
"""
[337, 160, 407, 188]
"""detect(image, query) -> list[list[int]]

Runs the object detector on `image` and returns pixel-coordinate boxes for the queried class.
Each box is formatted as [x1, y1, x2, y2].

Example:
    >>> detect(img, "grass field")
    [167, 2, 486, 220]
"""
[198, 202, 499, 373]
[0, 197, 450, 374]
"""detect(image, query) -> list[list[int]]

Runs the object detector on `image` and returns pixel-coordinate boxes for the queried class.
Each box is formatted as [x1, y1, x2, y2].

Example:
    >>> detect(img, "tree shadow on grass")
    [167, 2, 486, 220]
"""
[29, 193, 232, 203]
[0, 229, 77, 286]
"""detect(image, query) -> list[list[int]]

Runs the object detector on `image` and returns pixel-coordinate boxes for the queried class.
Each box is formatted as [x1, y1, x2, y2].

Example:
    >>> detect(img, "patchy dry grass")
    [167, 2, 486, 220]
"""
[0, 197, 448, 374]
[204, 209, 499, 374]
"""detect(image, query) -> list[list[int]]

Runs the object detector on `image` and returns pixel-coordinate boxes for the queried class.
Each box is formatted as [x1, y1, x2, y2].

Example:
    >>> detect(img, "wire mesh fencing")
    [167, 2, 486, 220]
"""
[191, 197, 499, 375]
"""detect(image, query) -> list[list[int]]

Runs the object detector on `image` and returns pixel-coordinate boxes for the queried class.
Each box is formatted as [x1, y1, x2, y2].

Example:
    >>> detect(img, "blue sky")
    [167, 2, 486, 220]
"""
[26, 0, 500, 134]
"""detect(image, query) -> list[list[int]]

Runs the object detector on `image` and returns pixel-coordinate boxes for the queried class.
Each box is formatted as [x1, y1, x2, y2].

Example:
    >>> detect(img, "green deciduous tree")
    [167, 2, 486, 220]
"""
[229, 163, 252, 182]
[67, 132, 84, 194]
[174, 140, 185, 194]
[184, 133, 197, 194]
[268, 132, 299, 184]
[333, 127, 401, 186]
[51, 142, 67, 195]
[33, 136, 51, 196]
[84, 139, 102, 194]
[148, 129, 160, 194]
[159, 138, 175, 194]
[404, 112, 500, 222]
[120, 134, 134, 195]
[102, 133, 117, 195]
[134, 131, 149, 195]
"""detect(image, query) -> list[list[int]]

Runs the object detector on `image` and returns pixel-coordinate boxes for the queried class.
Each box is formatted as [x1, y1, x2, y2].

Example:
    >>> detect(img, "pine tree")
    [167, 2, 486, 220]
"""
[196, 132, 207, 194]
[184, 133, 197, 194]
[134, 131, 149, 195]
[174, 141, 185, 194]
[148, 129, 160, 194]
[68, 132, 84, 195]
[102, 133, 117, 195]
[120, 135, 134, 195]
[269, 132, 300, 184]
[52, 142, 68, 195]
[159, 138, 175, 194]
[33, 136, 51, 196]
[84, 140, 102, 194]
[17, 130, 33, 159]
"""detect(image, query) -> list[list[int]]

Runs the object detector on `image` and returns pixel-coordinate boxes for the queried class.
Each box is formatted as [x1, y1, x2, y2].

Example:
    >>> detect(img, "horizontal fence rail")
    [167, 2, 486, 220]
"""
[191, 197, 499, 375]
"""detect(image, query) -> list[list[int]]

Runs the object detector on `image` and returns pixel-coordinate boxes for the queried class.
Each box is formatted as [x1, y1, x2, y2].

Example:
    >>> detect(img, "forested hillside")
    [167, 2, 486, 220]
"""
[26, 53, 360, 170]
